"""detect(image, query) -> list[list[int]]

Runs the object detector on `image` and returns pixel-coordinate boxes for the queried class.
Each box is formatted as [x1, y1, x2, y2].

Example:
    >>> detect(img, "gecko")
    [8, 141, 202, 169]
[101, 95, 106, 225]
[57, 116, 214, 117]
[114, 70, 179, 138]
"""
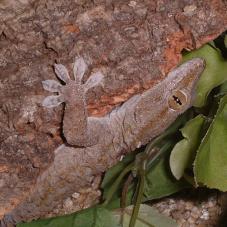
[1, 57, 205, 226]
[41, 57, 205, 151]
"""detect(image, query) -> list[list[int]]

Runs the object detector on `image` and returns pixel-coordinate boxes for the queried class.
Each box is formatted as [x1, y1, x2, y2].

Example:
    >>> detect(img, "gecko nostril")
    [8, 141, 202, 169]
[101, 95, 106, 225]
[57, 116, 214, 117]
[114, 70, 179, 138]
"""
[168, 90, 187, 110]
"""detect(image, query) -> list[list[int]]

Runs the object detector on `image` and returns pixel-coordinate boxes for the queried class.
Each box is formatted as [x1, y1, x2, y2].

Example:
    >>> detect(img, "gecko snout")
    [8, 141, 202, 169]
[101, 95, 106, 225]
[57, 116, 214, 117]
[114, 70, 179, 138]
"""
[167, 58, 205, 111]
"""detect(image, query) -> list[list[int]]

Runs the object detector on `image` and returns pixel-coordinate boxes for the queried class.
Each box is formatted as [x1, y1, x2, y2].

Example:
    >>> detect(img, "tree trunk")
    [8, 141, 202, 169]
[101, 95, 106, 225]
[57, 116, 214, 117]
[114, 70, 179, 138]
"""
[0, 0, 227, 225]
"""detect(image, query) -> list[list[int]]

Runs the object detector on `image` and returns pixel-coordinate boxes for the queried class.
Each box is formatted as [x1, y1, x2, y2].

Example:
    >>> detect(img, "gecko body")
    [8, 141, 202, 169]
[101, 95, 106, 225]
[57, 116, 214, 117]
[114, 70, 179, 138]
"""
[42, 57, 205, 151]
[1, 58, 205, 225]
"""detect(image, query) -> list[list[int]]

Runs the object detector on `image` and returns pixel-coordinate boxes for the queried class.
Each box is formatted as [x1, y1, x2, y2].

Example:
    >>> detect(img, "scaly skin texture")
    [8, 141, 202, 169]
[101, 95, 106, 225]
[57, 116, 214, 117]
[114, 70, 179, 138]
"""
[1, 58, 205, 226]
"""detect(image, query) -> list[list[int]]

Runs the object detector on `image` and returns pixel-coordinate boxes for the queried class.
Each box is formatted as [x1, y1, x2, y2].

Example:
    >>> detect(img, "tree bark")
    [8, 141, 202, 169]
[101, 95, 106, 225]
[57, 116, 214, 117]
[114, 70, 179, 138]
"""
[0, 0, 227, 225]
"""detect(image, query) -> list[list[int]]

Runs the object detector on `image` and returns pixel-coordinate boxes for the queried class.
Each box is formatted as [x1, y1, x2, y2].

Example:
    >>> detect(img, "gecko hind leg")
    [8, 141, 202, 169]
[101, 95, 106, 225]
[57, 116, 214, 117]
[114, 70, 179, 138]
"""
[42, 57, 104, 147]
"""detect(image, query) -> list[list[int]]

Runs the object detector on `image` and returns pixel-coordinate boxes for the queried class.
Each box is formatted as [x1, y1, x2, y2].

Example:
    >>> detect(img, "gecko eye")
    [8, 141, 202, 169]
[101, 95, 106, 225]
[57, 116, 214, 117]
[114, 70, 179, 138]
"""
[168, 90, 187, 110]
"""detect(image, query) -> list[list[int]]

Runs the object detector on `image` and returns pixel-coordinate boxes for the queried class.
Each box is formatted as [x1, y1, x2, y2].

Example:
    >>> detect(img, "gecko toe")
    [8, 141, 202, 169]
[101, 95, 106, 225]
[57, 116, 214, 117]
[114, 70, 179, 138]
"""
[42, 95, 65, 108]
[54, 63, 71, 83]
[42, 79, 62, 92]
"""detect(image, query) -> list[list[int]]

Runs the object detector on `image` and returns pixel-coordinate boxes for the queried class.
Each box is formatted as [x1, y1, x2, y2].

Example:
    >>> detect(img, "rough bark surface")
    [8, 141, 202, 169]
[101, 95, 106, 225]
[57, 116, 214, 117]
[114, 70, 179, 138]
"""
[0, 0, 227, 224]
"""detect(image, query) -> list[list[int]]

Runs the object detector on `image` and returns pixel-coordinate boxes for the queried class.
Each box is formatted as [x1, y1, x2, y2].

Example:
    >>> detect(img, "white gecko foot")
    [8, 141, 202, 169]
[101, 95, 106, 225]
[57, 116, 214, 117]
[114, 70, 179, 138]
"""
[42, 57, 104, 147]
[42, 57, 104, 108]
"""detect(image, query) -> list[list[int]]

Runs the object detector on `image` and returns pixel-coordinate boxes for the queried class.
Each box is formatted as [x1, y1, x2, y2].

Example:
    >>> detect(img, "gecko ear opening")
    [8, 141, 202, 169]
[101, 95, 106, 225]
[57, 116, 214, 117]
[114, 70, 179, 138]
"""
[73, 57, 87, 83]
[84, 71, 104, 93]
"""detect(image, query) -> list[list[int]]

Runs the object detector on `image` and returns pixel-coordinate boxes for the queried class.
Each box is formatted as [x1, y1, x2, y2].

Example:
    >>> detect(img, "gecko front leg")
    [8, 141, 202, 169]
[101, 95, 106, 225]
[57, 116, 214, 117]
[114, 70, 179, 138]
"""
[42, 57, 104, 147]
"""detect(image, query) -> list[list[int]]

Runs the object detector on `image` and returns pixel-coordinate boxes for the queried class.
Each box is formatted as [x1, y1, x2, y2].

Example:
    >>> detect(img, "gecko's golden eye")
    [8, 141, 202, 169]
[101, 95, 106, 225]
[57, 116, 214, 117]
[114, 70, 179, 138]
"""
[168, 90, 187, 110]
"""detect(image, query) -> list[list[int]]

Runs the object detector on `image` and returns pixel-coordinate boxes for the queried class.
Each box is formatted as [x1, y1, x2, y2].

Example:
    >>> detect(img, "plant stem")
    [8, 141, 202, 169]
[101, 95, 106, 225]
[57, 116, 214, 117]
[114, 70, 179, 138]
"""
[121, 174, 133, 208]
[102, 162, 134, 206]
[129, 169, 145, 227]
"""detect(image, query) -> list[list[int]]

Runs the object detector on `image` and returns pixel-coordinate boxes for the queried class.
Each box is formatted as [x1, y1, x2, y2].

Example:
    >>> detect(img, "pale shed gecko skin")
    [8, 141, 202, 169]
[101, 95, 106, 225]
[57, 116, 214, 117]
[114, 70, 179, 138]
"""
[1, 58, 205, 225]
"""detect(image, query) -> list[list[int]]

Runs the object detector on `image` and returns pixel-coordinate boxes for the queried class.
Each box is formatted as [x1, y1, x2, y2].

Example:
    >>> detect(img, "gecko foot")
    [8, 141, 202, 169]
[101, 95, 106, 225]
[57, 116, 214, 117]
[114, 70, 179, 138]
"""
[42, 57, 104, 108]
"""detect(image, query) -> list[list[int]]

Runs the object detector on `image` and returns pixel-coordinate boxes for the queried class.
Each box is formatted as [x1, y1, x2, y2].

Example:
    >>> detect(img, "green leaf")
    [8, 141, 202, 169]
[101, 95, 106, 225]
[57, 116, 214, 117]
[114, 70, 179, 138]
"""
[169, 115, 205, 180]
[17, 206, 121, 227]
[101, 153, 135, 201]
[114, 204, 177, 227]
[101, 154, 135, 190]
[144, 151, 190, 200]
[220, 81, 227, 94]
[182, 44, 227, 107]
[224, 34, 227, 48]
[194, 95, 227, 191]
[104, 187, 135, 210]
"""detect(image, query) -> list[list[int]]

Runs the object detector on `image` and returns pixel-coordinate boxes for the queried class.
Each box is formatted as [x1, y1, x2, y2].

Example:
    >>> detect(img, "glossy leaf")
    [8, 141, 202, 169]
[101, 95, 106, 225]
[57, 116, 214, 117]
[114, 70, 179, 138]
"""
[113, 204, 177, 227]
[224, 34, 227, 48]
[101, 153, 135, 200]
[182, 44, 227, 107]
[169, 115, 205, 180]
[220, 81, 227, 94]
[194, 95, 227, 191]
[18, 206, 120, 227]
[144, 151, 190, 200]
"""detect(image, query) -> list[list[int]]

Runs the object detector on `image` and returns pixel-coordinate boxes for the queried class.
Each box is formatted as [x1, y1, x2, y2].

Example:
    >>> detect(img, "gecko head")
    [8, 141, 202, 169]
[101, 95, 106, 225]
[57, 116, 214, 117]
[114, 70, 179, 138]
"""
[166, 58, 205, 112]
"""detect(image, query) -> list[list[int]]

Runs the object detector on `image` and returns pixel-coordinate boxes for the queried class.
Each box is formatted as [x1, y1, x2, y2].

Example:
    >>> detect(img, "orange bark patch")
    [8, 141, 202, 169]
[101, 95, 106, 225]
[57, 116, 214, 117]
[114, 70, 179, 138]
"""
[64, 24, 80, 33]
[0, 165, 9, 173]
[162, 31, 192, 74]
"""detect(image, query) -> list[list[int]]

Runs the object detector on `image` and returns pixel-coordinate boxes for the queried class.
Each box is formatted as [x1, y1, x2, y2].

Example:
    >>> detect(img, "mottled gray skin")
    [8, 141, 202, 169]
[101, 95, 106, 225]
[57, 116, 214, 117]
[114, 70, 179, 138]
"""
[61, 57, 205, 151]
[1, 58, 205, 226]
